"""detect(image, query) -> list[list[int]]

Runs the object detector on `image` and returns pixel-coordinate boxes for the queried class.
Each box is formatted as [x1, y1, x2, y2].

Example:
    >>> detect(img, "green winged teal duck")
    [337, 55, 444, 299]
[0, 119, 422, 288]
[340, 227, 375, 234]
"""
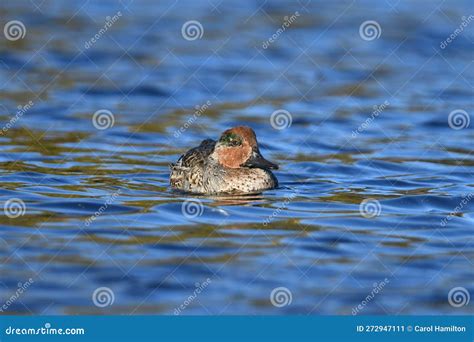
[170, 126, 278, 194]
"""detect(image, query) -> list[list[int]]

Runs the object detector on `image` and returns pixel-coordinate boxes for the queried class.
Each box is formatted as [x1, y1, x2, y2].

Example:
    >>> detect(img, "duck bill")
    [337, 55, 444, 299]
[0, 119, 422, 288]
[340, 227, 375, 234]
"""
[244, 151, 279, 170]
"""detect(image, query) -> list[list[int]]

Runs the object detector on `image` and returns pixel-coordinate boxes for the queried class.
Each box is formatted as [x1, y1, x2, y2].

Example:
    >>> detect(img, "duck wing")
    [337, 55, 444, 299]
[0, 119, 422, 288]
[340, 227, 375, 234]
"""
[171, 139, 215, 169]
[178, 139, 215, 168]
[170, 139, 216, 191]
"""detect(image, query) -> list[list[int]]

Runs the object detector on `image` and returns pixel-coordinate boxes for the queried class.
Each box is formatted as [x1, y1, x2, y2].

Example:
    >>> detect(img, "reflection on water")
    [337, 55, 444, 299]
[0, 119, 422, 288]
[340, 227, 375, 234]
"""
[0, 0, 473, 315]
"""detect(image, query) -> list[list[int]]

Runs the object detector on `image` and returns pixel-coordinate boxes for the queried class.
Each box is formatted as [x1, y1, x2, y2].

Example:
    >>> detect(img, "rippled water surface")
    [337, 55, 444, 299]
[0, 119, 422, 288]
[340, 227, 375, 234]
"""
[1, 0, 473, 315]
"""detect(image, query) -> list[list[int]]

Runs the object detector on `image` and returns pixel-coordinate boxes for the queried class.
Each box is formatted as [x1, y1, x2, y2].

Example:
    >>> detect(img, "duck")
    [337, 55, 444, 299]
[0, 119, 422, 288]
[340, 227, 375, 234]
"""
[170, 126, 278, 194]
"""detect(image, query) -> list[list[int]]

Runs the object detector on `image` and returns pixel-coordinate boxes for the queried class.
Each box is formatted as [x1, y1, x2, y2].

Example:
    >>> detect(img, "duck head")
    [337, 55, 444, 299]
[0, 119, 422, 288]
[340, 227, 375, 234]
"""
[212, 126, 278, 170]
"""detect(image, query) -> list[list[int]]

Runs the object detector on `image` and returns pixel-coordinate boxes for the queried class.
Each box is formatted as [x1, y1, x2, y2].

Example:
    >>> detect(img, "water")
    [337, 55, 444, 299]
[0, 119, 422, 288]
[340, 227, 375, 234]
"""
[0, 0, 473, 315]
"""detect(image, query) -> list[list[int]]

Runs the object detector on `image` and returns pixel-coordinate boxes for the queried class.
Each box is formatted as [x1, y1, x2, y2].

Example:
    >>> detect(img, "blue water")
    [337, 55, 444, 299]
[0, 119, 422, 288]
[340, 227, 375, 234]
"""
[0, 0, 473, 315]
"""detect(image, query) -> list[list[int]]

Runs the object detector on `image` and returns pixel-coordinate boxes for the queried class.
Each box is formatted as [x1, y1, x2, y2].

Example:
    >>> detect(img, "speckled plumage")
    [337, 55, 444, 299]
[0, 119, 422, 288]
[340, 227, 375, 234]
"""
[170, 127, 278, 194]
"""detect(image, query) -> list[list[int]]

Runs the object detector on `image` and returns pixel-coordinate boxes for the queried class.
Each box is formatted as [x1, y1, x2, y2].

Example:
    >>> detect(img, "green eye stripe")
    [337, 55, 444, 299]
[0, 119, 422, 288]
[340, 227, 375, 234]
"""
[221, 133, 242, 146]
